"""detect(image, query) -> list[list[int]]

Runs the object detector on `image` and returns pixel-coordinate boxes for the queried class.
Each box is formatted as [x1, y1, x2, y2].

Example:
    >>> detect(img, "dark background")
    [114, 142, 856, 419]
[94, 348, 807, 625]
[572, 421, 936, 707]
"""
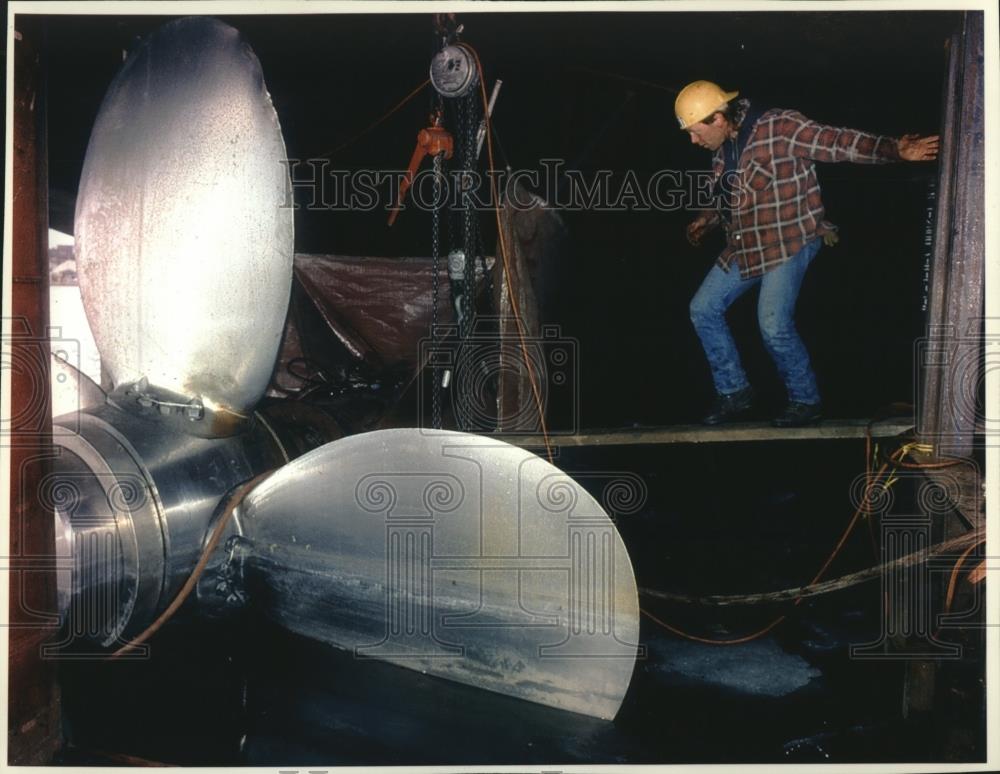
[43, 9, 956, 428]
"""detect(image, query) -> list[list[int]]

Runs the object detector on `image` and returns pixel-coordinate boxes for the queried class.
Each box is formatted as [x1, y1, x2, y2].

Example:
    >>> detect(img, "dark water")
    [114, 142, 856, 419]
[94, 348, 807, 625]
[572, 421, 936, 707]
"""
[55, 601, 976, 765]
[57, 440, 986, 766]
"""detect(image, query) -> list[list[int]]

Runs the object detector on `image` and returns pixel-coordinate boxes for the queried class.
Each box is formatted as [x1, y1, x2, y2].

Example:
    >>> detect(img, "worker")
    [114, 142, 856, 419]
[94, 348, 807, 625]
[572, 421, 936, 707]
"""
[677, 80, 939, 427]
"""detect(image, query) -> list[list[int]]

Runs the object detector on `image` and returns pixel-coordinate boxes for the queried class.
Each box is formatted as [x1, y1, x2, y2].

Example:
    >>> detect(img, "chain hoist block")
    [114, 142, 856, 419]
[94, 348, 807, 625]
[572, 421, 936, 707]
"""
[430, 44, 478, 98]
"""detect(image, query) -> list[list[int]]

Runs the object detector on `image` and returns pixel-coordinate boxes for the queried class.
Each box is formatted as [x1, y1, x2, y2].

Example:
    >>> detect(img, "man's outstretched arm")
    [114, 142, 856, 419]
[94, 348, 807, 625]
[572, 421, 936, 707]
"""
[778, 110, 939, 164]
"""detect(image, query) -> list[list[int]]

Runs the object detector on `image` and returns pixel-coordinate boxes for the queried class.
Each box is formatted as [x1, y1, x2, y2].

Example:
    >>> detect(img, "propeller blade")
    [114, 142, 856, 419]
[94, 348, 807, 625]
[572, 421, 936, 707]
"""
[51, 351, 106, 420]
[235, 428, 640, 720]
[74, 17, 293, 436]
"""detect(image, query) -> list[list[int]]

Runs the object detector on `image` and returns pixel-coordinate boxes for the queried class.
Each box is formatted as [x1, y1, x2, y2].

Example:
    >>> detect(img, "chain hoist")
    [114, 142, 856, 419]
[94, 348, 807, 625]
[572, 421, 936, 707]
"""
[399, 20, 502, 430]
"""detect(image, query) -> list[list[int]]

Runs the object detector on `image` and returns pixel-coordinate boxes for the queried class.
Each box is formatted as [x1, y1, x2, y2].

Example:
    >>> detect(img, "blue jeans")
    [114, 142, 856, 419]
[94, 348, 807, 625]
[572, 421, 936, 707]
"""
[689, 239, 822, 404]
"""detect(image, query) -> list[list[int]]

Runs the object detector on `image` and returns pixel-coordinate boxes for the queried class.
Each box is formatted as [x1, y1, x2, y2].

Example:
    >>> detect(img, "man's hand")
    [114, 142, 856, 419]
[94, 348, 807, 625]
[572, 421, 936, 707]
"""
[686, 218, 714, 247]
[898, 134, 940, 162]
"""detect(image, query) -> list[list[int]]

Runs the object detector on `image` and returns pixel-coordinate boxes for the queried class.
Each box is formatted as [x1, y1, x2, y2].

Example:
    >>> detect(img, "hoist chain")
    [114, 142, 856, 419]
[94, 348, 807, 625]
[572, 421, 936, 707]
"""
[430, 149, 443, 431]
[458, 91, 482, 431]
[461, 92, 477, 341]
[428, 83, 484, 432]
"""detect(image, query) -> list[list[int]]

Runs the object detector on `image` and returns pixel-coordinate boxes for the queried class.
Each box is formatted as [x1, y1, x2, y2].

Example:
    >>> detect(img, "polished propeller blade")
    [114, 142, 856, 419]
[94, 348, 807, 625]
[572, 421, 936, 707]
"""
[234, 428, 640, 720]
[74, 17, 293, 435]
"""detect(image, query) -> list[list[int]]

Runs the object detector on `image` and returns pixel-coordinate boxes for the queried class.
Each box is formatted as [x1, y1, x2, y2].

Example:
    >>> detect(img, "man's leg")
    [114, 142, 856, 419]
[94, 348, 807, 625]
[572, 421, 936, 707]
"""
[757, 239, 822, 423]
[690, 263, 758, 422]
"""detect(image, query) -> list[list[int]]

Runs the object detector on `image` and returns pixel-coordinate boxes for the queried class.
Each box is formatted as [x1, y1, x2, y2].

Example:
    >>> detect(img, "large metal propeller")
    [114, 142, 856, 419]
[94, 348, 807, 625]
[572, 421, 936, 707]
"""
[57, 16, 641, 721]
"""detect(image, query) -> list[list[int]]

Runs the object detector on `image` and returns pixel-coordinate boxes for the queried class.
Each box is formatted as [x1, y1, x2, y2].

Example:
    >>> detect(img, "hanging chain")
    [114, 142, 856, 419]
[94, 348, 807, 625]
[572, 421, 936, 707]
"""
[431, 150, 443, 431]
[428, 80, 482, 432]
[454, 90, 480, 431]
[461, 91, 477, 342]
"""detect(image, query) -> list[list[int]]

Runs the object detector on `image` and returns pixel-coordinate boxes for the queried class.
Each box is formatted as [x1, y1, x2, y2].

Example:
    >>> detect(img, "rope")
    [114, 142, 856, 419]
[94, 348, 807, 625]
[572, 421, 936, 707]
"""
[640, 439, 964, 646]
[640, 527, 984, 607]
[315, 78, 431, 160]
[567, 65, 680, 94]
[641, 606, 786, 646]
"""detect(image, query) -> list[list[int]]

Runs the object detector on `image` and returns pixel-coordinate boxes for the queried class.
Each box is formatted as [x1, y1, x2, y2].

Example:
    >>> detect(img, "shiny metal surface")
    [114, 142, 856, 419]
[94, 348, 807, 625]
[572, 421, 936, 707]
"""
[49, 425, 160, 647]
[430, 44, 478, 97]
[51, 403, 288, 644]
[236, 428, 640, 719]
[74, 17, 293, 437]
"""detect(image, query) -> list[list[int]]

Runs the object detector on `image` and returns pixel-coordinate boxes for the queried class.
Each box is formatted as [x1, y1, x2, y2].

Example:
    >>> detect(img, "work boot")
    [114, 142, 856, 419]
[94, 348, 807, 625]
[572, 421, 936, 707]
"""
[701, 386, 754, 425]
[772, 401, 822, 427]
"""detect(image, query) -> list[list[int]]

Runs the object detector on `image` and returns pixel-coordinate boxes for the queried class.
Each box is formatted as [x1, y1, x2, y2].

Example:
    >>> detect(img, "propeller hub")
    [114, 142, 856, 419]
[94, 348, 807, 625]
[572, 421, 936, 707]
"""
[51, 403, 290, 648]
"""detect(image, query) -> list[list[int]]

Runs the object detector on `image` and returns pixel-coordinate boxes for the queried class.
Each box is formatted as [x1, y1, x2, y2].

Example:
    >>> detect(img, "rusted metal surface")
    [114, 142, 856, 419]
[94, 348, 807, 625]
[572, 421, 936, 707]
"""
[494, 182, 568, 431]
[7, 17, 62, 764]
[919, 12, 985, 460]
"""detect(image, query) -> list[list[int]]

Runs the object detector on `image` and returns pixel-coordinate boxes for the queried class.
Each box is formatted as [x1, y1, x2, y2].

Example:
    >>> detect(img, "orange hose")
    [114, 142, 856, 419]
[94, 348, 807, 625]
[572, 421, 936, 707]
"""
[943, 538, 984, 616]
[644, 456, 899, 645]
[109, 471, 273, 659]
[641, 607, 787, 646]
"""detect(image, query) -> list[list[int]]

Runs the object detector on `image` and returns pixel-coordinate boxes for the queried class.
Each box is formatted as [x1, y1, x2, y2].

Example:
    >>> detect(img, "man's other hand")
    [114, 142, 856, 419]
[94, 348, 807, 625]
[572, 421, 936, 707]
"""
[687, 219, 710, 246]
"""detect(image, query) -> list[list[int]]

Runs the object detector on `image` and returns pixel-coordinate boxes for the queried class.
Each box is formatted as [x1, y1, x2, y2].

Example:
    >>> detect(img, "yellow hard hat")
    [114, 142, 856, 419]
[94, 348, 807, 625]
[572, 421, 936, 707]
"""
[674, 80, 739, 130]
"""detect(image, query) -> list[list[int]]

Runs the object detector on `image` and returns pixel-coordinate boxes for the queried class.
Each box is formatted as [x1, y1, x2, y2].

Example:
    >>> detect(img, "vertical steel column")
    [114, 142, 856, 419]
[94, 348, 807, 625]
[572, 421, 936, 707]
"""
[7, 15, 61, 764]
[919, 11, 985, 459]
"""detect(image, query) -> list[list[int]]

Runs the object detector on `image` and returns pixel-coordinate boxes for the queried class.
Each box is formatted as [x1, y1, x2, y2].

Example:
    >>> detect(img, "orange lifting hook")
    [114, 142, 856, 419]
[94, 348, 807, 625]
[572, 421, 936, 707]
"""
[387, 110, 454, 226]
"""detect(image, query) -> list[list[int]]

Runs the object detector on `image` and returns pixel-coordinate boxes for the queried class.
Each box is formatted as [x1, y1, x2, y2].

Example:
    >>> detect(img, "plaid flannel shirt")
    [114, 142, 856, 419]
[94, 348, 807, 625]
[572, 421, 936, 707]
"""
[699, 109, 901, 279]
